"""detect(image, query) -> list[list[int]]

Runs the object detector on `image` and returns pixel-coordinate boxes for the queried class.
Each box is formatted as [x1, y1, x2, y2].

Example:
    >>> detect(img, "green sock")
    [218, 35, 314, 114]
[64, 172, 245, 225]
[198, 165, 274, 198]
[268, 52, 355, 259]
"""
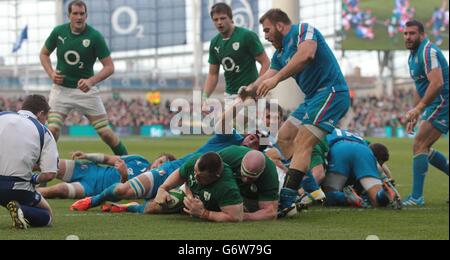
[112, 141, 128, 155]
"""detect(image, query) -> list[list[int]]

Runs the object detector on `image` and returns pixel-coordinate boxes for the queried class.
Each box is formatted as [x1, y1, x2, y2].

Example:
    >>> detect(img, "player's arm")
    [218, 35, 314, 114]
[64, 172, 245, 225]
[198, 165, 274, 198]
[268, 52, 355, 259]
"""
[71, 151, 120, 165]
[239, 69, 278, 100]
[416, 67, 445, 111]
[155, 169, 186, 205]
[34, 134, 59, 185]
[257, 40, 317, 97]
[202, 64, 220, 99]
[184, 197, 244, 222]
[39, 47, 64, 85]
[243, 200, 278, 221]
[255, 52, 270, 76]
[78, 56, 114, 93]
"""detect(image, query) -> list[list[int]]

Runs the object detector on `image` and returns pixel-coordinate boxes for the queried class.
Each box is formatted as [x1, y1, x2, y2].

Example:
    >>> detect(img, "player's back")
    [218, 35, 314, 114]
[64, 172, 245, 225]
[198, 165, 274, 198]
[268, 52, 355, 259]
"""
[326, 129, 366, 147]
[0, 111, 44, 178]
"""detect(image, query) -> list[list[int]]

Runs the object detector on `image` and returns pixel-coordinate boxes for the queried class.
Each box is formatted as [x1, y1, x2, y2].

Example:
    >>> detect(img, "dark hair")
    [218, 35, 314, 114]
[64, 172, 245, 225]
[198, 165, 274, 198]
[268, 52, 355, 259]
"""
[266, 102, 283, 119]
[68, 0, 87, 14]
[160, 153, 176, 162]
[259, 9, 291, 25]
[197, 152, 223, 184]
[370, 143, 390, 165]
[21, 94, 50, 116]
[405, 20, 425, 34]
[210, 2, 233, 19]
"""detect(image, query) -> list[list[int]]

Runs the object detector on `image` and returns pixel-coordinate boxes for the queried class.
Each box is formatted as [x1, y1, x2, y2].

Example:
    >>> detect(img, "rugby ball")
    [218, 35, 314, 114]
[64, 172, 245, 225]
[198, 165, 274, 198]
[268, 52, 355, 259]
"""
[164, 189, 185, 213]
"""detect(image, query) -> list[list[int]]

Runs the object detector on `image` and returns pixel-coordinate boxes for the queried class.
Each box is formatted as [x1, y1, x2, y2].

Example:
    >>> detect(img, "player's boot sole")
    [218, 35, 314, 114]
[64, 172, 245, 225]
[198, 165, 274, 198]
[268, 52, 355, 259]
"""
[6, 201, 29, 230]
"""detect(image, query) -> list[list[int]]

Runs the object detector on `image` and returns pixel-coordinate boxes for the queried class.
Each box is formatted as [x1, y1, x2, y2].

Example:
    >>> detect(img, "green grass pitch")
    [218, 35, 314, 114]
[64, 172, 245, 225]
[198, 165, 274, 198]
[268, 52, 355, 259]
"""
[0, 136, 448, 240]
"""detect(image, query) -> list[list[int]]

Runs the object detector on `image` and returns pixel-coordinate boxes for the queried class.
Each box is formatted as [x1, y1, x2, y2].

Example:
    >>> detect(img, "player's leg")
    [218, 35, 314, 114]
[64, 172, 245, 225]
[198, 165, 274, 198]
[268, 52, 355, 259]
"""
[38, 182, 84, 199]
[47, 84, 73, 141]
[71, 171, 154, 211]
[38, 159, 85, 199]
[404, 121, 443, 206]
[86, 113, 127, 155]
[280, 90, 350, 212]
[4, 191, 52, 229]
[276, 117, 301, 161]
[322, 173, 350, 207]
[80, 89, 127, 155]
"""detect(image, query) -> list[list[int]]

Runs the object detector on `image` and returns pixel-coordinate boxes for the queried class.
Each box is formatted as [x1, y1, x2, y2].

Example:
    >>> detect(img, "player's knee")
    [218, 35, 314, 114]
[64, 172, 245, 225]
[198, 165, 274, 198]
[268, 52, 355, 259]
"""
[413, 139, 429, 154]
[114, 184, 129, 197]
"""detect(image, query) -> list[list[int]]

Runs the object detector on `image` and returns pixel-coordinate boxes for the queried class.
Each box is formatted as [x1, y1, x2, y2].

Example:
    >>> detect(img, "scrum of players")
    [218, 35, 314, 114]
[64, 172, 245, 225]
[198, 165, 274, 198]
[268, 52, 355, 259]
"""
[1, 1, 448, 228]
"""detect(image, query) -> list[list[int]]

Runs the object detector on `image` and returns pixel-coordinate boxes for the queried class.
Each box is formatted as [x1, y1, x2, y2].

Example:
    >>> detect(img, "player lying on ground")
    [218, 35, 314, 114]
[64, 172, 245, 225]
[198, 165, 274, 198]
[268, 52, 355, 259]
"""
[38, 152, 175, 199]
[322, 129, 402, 209]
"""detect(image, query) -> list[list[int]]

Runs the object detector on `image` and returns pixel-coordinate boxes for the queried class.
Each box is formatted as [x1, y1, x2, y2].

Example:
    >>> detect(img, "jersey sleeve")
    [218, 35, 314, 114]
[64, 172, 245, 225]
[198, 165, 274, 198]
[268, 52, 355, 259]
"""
[208, 38, 220, 65]
[44, 27, 58, 53]
[424, 46, 441, 74]
[39, 130, 59, 174]
[257, 160, 280, 201]
[298, 23, 318, 45]
[246, 30, 265, 57]
[94, 32, 111, 60]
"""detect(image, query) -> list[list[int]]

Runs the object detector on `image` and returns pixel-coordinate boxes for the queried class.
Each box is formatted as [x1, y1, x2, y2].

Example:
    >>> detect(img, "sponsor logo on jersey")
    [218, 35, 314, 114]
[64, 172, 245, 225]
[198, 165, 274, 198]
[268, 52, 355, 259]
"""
[214, 46, 220, 53]
[203, 191, 211, 202]
[82, 39, 90, 48]
[58, 36, 67, 44]
[232, 42, 240, 51]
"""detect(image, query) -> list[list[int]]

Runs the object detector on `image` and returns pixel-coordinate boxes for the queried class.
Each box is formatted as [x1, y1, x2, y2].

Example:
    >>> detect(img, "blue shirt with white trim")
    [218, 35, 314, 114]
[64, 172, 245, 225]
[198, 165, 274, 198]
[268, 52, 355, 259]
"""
[270, 23, 348, 98]
[408, 38, 449, 99]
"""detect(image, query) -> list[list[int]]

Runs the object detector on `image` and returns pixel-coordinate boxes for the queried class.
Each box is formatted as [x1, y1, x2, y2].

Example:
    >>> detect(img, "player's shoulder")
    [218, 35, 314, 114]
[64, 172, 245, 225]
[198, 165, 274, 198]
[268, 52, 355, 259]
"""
[52, 23, 70, 33]
[85, 24, 105, 39]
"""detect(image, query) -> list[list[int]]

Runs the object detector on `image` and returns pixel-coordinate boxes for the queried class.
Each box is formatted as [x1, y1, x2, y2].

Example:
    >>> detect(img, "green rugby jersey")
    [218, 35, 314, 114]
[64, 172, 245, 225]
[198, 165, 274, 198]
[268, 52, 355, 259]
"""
[179, 154, 243, 211]
[219, 146, 279, 201]
[208, 26, 265, 94]
[44, 23, 111, 89]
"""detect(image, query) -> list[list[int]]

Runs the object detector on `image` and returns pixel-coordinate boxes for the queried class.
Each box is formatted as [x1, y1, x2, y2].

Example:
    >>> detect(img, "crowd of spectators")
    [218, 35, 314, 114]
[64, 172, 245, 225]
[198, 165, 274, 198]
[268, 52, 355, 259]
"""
[0, 89, 416, 135]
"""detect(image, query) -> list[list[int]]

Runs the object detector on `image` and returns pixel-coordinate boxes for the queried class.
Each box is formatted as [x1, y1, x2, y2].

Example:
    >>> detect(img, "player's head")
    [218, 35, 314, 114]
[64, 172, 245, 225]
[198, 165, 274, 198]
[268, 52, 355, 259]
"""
[150, 153, 177, 169]
[404, 20, 425, 50]
[21, 94, 50, 124]
[370, 143, 390, 166]
[240, 150, 266, 183]
[259, 9, 291, 50]
[241, 133, 260, 150]
[210, 3, 234, 36]
[194, 152, 223, 186]
[265, 102, 283, 130]
[68, 0, 87, 32]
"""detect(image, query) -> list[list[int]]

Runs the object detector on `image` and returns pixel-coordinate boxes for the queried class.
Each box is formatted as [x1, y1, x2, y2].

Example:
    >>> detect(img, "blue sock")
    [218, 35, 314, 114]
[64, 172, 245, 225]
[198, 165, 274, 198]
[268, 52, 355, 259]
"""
[324, 191, 347, 206]
[127, 203, 146, 214]
[376, 189, 389, 207]
[301, 171, 320, 193]
[428, 149, 449, 176]
[20, 205, 51, 227]
[412, 154, 428, 199]
[91, 184, 120, 207]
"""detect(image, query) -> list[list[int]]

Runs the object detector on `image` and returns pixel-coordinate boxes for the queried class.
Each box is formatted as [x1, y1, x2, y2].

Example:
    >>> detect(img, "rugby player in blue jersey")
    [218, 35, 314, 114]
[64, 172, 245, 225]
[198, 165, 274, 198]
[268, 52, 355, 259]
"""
[403, 20, 449, 206]
[241, 9, 351, 216]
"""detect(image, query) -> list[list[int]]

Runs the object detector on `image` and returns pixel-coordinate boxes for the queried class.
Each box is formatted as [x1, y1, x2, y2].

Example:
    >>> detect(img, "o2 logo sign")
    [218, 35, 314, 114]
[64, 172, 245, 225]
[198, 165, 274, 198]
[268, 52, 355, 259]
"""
[208, 0, 255, 30]
[111, 6, 144, 38]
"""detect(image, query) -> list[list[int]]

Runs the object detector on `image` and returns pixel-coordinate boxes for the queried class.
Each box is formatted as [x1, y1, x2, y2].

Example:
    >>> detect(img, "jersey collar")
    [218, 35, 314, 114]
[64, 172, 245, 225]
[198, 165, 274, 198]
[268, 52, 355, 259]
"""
[18, 110, 38, 119]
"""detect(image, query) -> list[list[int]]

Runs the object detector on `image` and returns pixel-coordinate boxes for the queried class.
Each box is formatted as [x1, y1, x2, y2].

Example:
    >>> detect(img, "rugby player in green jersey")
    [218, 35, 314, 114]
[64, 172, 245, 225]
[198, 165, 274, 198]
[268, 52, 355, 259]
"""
[39, 0, 127, 156]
